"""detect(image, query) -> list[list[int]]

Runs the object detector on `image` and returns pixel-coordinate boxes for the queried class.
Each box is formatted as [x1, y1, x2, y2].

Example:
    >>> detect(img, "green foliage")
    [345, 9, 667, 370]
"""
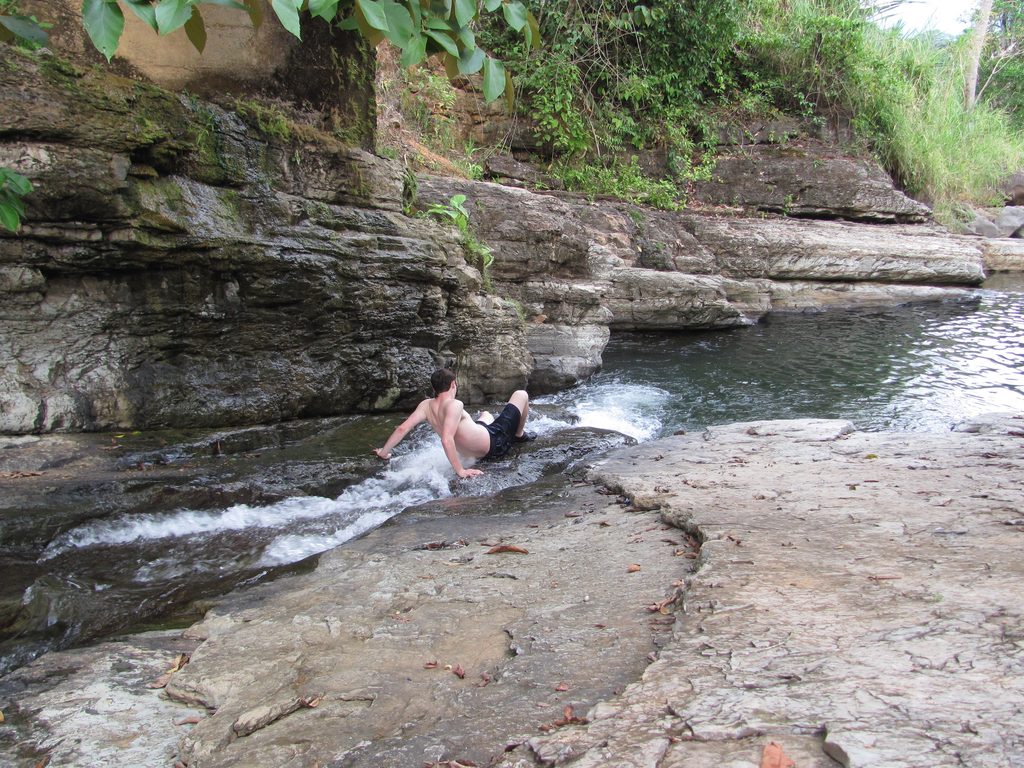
[738, 0, 1024, 223]
[234, 99, 294, 141]
[423, 194, 494, 288]
[401, 68, 458, 149]
[553, 156, 684, 210]
[0, 0, 48, 48]
[735, 0, 869, 118]
[0, 167, 32, 232]
[851, 26, 1024, 220]
[980, 0, 1024, 129]
[72, 0, 537, 104]
[481, 0, 742, 156]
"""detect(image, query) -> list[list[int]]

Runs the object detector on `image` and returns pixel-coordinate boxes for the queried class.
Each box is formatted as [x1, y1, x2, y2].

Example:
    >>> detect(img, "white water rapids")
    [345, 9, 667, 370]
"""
[40, 388, 666, 573]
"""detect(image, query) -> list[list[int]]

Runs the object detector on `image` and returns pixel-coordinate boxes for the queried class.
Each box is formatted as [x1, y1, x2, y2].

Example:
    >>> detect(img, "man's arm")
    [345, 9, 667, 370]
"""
[439, 400, 483, 479]
[373, 401, 428, 460]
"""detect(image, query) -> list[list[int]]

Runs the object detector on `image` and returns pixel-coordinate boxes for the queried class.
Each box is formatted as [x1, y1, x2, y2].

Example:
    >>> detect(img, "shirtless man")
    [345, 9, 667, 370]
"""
[372, 368, 532, 478]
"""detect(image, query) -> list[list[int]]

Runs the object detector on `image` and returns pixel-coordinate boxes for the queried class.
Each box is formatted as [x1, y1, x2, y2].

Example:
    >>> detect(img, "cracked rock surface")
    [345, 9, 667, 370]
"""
[500, 413, 1024, 767]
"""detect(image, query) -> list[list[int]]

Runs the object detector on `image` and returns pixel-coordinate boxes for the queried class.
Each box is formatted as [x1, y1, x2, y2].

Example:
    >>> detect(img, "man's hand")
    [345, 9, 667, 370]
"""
[458, 468, 483, 479]
[372, 448, 391, 460]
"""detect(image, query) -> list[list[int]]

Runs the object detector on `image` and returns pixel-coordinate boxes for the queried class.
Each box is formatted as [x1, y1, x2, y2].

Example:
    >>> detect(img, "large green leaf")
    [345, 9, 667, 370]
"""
[271, 0, 303, 38]
[241, 0, 264, 27]
[453, 0, 476, 27]
[379, 1, 413, 47]
[353, 5, 386, 45]
[424, 16, 453, 31]
[1, 170, 32, 196]
[82, 0, 125, 61]
[356, 0, 390, 32]
[458, 45, 484, 75]
[425, 28, 459, 57]
[201, 0, 249, 9]
[442, 51, 459, 79]
[526, 9, 540, 49]
[122, 1, 158, 31]
[0, 14, 49, 45]
[308, 0, 340, 21]
[502, 0, 527, 31]
[482, 0, 501, 12]
[399, 31, 427, 68]
[481, 55, 506, 103]
[155, 0, 194, 35]
[0, 203, 20, 233]
[184, 6, 206, 51]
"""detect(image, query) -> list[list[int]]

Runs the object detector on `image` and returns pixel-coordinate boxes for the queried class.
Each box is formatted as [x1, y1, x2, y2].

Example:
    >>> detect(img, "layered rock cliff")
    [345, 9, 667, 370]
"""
[417, 175, 985, 392]
[0, 49, 528, 434]
[0, 46, 993, 434]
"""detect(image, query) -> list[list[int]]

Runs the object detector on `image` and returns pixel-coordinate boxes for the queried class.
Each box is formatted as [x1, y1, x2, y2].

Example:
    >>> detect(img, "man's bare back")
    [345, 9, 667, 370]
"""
[373, 369, 530, 479]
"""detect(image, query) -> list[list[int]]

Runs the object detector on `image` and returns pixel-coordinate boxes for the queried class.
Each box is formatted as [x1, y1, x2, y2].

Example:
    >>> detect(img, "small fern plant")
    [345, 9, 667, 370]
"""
[423, 194, 495, 290]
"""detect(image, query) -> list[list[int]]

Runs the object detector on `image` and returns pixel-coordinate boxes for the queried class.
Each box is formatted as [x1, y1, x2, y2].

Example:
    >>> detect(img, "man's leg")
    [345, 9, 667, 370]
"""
[508, 390, 529, 437]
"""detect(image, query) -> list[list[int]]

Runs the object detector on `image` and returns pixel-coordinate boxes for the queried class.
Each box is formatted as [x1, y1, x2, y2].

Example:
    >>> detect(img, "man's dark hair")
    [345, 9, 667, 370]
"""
[430, 368, 457, 396]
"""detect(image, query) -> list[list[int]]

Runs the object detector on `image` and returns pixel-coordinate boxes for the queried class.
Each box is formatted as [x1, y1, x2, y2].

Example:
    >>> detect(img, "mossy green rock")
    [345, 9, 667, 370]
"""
[0, 48, 528, 434]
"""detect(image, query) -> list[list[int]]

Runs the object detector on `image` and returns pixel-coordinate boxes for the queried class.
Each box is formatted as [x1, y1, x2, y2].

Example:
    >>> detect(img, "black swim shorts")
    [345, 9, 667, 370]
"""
[477, 403, 521, 460]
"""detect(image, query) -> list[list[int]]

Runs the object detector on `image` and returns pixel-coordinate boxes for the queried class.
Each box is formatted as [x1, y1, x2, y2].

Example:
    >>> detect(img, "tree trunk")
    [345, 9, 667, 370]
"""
[965, 0, 995, 108]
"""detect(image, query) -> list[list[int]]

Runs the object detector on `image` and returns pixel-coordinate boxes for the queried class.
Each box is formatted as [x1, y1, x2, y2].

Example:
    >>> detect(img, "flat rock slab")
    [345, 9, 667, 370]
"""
[500, 413, 1024, 767]
[0, 478, 690, 768]
[0, 631, 205, 766]
[3, 416, 1023, 768]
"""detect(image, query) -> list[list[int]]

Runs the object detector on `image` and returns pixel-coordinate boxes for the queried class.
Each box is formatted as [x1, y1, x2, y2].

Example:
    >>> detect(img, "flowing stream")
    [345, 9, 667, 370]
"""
[2, 276, 1022, 673]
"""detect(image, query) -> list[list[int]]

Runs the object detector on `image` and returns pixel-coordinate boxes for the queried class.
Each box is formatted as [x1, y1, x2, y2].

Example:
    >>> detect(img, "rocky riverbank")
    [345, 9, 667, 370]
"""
[2, 413, 1021, 767]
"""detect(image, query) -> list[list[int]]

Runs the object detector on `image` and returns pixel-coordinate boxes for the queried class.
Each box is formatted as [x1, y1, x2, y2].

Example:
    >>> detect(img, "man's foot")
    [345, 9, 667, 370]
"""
[514, 431, 537, 443]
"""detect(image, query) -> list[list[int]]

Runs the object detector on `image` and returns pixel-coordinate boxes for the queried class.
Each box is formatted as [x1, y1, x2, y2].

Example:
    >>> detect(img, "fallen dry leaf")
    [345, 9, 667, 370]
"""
[147, 652, 190, 688]
[175, 715, 204, 726]
[760, 741, 796, 768]
[0, 470, 44, 479]
[451, 664, 466, 679]
[646, 596, 676, 614]
[476, 672, 492, 687]
[627, 563, 642, 573]
[554, 682, 569, 692]
[486, 545, 529, 555]
[424, 660, 440, 669]
[539, 704, 589, 732]
[0, 710, 3, 723]
[147, 672, 173, 689]
[299, 694, 323, 708]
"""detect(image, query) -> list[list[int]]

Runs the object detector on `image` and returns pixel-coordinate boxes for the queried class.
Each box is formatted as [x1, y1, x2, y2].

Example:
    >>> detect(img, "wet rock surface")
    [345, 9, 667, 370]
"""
[3, 414, 1022, 767]
[0, 416, 632, 675]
